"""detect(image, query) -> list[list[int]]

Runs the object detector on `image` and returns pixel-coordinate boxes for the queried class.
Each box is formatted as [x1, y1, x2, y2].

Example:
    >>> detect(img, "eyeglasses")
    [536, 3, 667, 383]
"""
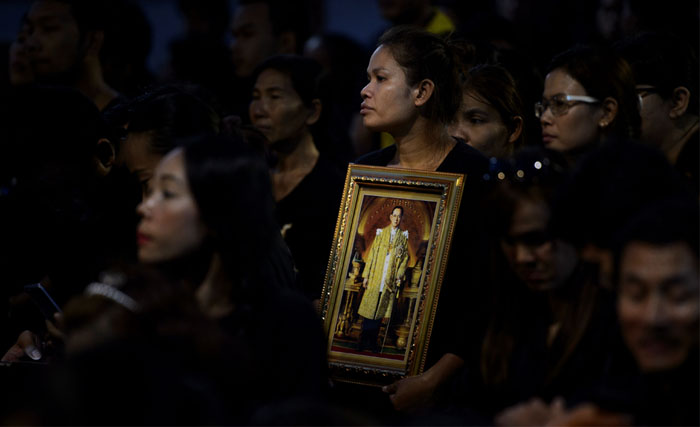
[636, 86, 660, 98]
[636, 86, 660, 107]
[534, 94, 600, 118]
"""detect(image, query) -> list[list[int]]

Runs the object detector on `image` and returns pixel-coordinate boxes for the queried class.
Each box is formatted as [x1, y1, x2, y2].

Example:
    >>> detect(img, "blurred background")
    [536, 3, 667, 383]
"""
[0, 0, 391, 76]
[0, 0, 696, 79]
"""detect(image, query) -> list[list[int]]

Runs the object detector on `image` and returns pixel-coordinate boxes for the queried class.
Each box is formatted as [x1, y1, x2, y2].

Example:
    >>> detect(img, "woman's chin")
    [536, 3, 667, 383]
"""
[361, 118, 383, 133]
[137, 249, 163, 265]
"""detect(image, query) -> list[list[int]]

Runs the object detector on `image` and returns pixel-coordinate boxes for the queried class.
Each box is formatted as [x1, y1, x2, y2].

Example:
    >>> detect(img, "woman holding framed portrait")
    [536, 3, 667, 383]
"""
[353, 26, 492, 412]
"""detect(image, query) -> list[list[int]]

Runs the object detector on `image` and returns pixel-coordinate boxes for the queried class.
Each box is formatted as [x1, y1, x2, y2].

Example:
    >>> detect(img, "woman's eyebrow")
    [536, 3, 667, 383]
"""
[369, 67, 389, 74]
[159, 173, 184, 185]
[464, 107, 489, 115]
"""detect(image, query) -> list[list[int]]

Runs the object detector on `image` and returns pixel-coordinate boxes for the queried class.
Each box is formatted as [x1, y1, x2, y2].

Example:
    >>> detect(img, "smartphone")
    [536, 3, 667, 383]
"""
[23, 283, 61, 321]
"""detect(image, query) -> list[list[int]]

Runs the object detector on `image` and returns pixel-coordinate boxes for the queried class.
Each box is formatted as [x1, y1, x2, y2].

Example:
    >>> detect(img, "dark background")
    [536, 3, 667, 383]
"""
[0, 0, 696, 79]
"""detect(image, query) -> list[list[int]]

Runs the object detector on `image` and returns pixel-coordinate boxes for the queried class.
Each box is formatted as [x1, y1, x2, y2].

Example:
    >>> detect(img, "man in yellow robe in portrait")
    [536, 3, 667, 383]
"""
[357, 206, 409, 352]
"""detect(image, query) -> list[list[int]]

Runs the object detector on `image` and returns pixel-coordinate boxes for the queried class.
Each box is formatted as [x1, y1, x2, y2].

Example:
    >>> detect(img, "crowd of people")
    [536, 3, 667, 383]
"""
[0, 0, 697, 425]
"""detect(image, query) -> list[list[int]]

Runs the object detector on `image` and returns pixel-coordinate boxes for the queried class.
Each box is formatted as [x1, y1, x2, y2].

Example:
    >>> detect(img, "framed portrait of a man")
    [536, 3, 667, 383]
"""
[320, 165, 465, 386]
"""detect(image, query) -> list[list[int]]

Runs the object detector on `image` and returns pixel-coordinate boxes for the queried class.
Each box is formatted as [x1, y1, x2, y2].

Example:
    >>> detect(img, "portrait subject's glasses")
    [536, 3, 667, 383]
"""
[534, 94, 600, 118]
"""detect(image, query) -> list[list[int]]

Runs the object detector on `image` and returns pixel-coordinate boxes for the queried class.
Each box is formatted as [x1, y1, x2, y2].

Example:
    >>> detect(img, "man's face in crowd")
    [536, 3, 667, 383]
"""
[618, 241, 699, 373]
[500, 197, 578, 292]
[23, 0, 83, 80]
[636, 85, 675, 149]
[230, 3, 278, 78]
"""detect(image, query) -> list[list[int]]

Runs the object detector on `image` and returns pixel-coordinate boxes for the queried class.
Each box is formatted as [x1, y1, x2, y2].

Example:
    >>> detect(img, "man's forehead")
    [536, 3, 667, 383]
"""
[622, 241, 699, 283]
[29, 0, 73, 20]
[234, 3, 271, 26]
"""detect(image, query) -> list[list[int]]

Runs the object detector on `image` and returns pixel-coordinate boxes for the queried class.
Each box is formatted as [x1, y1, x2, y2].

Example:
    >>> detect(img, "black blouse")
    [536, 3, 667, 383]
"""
[275, 155, 346, 301]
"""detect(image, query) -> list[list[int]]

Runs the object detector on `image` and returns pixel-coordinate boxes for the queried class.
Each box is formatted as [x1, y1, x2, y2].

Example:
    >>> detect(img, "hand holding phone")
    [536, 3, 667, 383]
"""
[23, 283, 61, 321]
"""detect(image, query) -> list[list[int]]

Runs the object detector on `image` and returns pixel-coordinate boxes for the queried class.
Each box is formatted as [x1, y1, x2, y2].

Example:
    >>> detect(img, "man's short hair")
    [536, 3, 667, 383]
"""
[612, 196, 699, 285]
[238, 0, 312, 53]
[391, 206, 404, 216]
[53, 0, 132, 65]
[53, 0, 108, 35]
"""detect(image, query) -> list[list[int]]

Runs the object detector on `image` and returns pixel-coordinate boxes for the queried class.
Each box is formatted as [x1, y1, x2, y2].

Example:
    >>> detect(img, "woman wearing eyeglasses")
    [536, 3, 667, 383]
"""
[538, 45, 640, 165]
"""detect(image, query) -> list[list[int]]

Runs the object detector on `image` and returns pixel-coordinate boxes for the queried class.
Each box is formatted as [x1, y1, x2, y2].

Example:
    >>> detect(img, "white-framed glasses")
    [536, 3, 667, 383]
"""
[534, 94, 600, 118]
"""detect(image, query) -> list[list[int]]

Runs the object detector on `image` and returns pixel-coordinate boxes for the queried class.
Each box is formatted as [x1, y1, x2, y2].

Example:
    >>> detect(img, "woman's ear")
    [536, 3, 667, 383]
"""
[598, 97, 619, 129]
[306, 99, 322, 126]
[93, 138, 115, 177]
[413, 79, 435, 107]
[508, 116, 524, 143]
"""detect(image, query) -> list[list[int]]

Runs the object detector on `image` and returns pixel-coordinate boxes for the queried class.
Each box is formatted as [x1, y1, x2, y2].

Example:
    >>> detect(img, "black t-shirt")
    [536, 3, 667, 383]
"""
[449, 268, 620, 421]
[218, 289, 328, 421]
[675, 127, 699, 196]
[275, 155, 346, 301]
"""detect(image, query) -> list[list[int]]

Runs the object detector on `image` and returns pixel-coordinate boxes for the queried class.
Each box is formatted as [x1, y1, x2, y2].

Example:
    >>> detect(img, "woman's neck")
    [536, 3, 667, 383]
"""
[196, 253, 235, 319]
[271, 132, 319, 201]
[390, 119, 455, 171]
[156, 246, 212, 290]
[666, 116, 699, 165]
[274, 132, 319, 173]
[75, 58, 120, 111]
[544, 291, 571, 346]
[547, 291, 569, 323]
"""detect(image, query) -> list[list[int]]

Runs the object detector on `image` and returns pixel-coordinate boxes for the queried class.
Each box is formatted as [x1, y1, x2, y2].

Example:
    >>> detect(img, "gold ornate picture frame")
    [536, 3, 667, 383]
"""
[320, 165, 465, 386]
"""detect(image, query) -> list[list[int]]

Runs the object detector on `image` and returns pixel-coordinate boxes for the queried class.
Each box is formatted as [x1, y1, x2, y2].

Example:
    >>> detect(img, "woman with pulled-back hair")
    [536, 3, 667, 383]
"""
[449, 63, 527, 158]
[105, 84, 221, 198]
[539, 45, 640, 166]
[354, 26, 491, 413]
[358, 26, 487, 172]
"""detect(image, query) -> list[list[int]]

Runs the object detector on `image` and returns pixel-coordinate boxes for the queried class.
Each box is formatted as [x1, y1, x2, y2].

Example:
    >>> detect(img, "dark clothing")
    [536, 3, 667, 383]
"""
[449, 265, 619, 421]
[41, 336, 241, 425]
[219, 289, 328, 422]
[586, 333, 699, 426]
[258, 231, 300, 294]
[354, 139, 487, 179]
[275, 155, 345, 300]
[632, 363, 700, 426]
[102, 93, 129, 112]
[675, 127, 699, 195]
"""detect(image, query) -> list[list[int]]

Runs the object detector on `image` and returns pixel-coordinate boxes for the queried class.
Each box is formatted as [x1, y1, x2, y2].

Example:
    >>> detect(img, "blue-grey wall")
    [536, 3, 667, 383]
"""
[0, 0, 388, 74]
